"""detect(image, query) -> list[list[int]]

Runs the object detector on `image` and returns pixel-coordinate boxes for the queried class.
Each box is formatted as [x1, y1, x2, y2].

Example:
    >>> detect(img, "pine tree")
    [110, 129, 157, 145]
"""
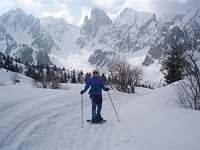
[4, 55, 11, 69]
[15, 63, 19, 72]
[101, 73, 107, 85]
[164, 45, 185, 84]
[63, 72, 68, 83]
[67, 72, 70, 81]
[52, 65, 57, 72]
[85, 72, 91, 83]
[62, 67, 65, 71]
[3, 55, 6, 61]
[0, 54, 3, 69]
[0, 61, 3, 69]
[37, 66, 43, 82]
[77, 70, 84, 83]
[71, 70, 77, 83]
[46, 65, 51, 81]
[9, 64, 15, 72]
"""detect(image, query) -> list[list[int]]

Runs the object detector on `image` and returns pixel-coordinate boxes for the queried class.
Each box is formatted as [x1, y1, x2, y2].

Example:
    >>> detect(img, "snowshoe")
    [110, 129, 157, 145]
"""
[87, 119, 106, 124]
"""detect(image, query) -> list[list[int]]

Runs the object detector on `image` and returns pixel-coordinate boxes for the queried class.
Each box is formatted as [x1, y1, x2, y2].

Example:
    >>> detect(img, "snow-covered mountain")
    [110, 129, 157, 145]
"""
[0, 8, 200, 82]
[87, 8, 200, 68]
[87, 8, 159, 67]
[143, 9, 200, 66]
[0, 8, 59, 65]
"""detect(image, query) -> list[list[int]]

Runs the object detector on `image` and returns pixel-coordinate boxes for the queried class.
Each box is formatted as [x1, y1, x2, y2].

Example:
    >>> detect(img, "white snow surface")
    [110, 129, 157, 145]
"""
[0, 69, 199, 150]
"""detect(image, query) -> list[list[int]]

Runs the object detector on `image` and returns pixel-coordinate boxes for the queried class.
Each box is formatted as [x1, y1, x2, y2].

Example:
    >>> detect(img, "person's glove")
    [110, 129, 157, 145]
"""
[104, 87, 109, 91]
[80, 90, 85, 94]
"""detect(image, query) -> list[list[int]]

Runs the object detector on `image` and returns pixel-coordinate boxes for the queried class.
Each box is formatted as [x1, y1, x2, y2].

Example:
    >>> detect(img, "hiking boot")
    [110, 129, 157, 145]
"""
[92, 115, 103, 123]
[99, 116, 103, 121]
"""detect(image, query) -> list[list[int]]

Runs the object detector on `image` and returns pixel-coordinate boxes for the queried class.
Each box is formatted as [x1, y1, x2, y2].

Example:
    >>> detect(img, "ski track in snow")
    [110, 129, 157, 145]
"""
[0, 84, 146, 150]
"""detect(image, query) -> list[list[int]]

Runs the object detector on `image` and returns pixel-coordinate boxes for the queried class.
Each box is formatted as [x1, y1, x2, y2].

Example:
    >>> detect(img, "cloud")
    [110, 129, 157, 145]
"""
[92, 0, 123, 8]
[179, 0, 187, 2]
[122, 0, 155, 13]
[0, 0, 17, 14]
[40, 10, 73, 24]
[16, 0, 42, 12]
[10, 0, 74, 24]
[112, 0, 199, 18]
[18, 0, 33, 7]
[78, 7, 91, 26]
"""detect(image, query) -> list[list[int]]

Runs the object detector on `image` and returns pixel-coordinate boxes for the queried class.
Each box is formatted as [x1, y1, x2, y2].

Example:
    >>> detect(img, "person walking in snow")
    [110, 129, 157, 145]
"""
[80, 70, 109, 123]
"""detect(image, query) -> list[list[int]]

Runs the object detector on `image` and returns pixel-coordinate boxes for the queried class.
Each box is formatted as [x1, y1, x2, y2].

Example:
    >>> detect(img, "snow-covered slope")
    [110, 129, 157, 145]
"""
[40, 16, 79, 55]
[0, 69, 199, 150]
[110, 85, 200, 150]
[0, 68, 32, 85]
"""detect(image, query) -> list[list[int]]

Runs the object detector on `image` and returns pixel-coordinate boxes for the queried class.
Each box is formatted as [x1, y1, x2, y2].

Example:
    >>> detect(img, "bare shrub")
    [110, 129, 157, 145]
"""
[49, 79, 61, 89]
[107, 59, 144, 93]
[32, 80, 42, 88]
[0, 80, 6, 86]
[32, 80, 62, 90]
[177, 77, 200, 110]
[176, 20, 200, 110]
[61, 84, 70, 90]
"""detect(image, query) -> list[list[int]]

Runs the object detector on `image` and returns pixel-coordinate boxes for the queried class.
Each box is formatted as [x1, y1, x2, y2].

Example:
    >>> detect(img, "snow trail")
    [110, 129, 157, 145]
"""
[0, 84, 147, 150]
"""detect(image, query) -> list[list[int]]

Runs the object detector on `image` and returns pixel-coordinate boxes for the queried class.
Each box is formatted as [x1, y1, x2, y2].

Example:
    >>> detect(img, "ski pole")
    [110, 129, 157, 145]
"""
[107, 91, 120, 122]
[81, 94, 83, 127]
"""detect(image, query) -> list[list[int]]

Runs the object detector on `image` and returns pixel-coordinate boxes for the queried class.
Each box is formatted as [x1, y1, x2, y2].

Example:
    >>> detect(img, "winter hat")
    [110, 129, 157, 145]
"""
[92, 70, 99, 74]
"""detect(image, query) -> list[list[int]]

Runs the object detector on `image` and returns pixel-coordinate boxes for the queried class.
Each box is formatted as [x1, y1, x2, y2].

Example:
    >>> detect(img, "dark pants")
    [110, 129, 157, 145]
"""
[91, 95, 102, 119]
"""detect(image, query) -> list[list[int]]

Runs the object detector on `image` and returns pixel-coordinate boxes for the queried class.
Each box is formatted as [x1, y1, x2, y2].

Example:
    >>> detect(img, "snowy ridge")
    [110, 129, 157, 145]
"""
[114, 7, 156, 27]
[0, 69, 199, 149]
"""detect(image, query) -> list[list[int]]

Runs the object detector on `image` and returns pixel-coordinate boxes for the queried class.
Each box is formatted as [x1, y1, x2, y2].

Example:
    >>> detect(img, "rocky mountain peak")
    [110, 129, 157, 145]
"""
[0, 8, 35, 30]
[14, 8, 26, 15]
[83, 15, 89, 25]
[90, 7, 112, 25]
[115, 7, 156, 26]
[40, 16, 70, 30]
[3, 8, 27, 17]
[80, 7, 112, 38]
[1, 8, 27, 21]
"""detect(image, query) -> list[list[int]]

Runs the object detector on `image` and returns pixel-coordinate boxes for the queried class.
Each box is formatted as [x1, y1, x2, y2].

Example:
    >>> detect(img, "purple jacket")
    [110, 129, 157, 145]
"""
[83, 76, 106, 96]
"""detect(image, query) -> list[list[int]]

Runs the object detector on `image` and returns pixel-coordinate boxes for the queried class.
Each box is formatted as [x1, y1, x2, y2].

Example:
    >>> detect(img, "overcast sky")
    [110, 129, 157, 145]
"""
[0, 0, 199, 26]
